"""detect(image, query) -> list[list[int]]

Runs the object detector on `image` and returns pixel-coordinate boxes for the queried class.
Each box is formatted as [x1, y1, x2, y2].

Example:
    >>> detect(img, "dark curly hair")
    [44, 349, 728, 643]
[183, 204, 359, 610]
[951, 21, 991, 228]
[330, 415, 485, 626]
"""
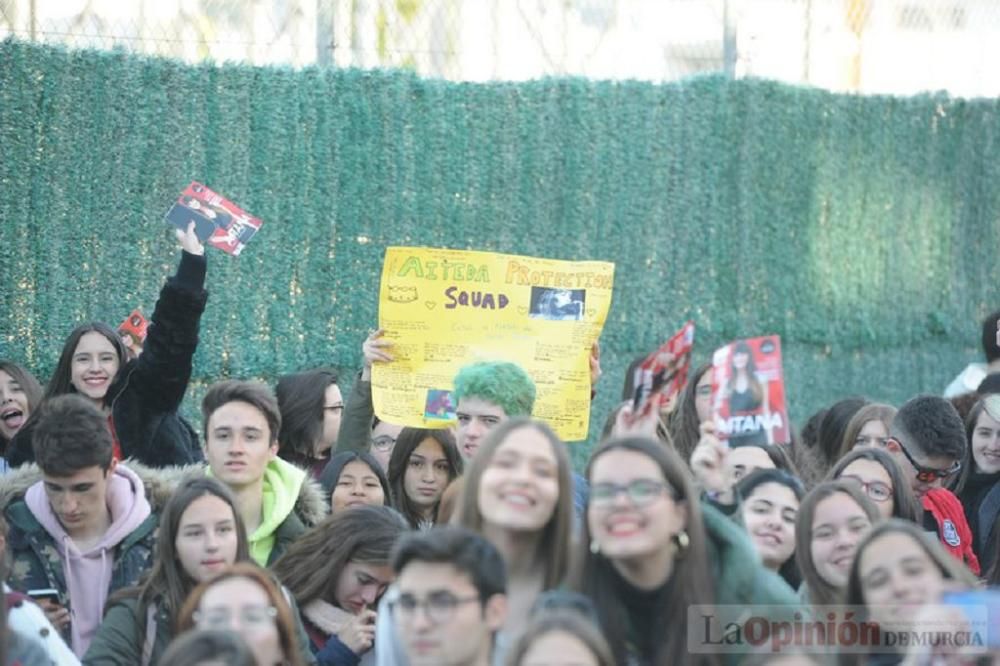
[891, 394, 965, 460]
[33, 394, 113, 476]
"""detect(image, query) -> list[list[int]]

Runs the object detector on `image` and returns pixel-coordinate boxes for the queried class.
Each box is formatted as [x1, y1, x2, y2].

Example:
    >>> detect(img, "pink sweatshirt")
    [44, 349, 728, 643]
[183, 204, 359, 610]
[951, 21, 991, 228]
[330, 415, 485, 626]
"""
[24, 464, 152, 657]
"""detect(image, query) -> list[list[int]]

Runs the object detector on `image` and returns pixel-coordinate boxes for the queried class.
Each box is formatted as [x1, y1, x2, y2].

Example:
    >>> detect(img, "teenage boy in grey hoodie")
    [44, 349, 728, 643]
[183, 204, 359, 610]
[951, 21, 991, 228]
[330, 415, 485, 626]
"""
[2, 394, 156, 658]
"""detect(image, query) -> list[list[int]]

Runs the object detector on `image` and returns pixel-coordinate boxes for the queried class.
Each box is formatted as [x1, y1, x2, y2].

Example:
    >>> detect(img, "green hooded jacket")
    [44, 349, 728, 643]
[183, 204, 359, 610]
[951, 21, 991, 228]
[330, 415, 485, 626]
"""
[205, 457, 326, 567]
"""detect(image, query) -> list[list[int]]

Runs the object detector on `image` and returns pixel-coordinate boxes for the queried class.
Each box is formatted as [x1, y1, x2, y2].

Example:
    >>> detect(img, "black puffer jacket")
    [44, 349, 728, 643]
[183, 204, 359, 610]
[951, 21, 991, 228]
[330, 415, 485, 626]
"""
[8, 252, 207, 468]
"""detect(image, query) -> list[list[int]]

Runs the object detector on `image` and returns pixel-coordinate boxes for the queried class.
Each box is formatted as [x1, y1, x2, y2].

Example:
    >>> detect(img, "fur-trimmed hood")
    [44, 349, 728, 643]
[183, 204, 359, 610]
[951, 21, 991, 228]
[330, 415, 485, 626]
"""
[0, 460, 329, 528]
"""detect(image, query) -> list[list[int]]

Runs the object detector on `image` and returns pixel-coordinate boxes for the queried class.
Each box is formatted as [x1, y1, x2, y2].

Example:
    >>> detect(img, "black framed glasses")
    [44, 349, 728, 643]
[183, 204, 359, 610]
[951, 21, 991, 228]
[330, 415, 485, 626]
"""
[390, 591, 481, 624]
[887, 437, 961, 482]
[590, 479, 674, 508]
[370, 435, 396, 452]
[840, 474, 892, 503]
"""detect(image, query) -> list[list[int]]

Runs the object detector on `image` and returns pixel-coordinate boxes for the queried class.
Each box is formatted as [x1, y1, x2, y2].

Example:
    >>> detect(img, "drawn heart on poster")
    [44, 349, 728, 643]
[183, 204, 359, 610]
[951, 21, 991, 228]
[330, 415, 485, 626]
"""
[425, 302, 436, 310]
[517, 306, 528, 314]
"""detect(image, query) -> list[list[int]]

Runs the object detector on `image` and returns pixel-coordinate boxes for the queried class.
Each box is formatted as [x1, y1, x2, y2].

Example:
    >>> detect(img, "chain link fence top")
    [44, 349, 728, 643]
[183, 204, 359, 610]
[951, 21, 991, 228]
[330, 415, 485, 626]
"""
[2, 0, 1000, 95]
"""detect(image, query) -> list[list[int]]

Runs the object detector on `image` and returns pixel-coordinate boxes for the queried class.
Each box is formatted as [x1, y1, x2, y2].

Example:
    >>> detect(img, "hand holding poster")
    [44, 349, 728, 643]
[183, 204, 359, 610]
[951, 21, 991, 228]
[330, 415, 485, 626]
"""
[117, 308, 148, 358]
[710, 335, 789, 446]
[630, 321, 695, 420]
[164, 182, 263, 256]
[372, 247, 614, 441]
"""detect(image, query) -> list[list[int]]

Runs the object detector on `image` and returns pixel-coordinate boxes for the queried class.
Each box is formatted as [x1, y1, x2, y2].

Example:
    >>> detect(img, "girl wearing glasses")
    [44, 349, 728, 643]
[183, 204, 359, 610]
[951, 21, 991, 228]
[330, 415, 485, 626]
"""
[276, 369, 344, 480]
[178, 562, 306, 666]
[826, 447, 920, 523]
[319, 451, 391, 513]
[387, 428, 462, 529]
[954, 396, 1000, 574]
[734, 468, 805, 590]
[83, 477, 250, 665]
[667, 363, 714, 462]
[794, 480, 879, 609]
[271, 505, 408, 665]
[841, 519, 978, 666]
[577, 436, 798, 665]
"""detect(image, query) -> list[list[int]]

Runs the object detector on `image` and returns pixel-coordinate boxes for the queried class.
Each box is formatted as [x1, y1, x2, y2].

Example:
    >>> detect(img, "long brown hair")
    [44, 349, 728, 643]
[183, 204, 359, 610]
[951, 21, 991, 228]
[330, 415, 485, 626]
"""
[110, 476, 250, 633]
[387, 427, 462, 528]
[826, 446, 920, 523]
[576, 436, 718, 666]
[667, 362, 711, 461]
[177, 562, 305, 666]
[845, 518, 977, 608]
[0, 360, 42, 449]
[275, 368, 339, 466]
[271, 505, 408, 607]
[954, 395, 1000, 493]
[836, 403, 897, 461]
[795, 480, 879, 607]
[456, 417, 574, 590]
[841, 519, 979, 666]
[46, 322, 128, 402]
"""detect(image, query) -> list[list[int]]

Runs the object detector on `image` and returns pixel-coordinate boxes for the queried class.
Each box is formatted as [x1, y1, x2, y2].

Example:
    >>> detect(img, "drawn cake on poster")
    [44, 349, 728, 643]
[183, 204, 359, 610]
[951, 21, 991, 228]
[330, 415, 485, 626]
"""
[164, 181, 263, 256]
[710, 335, 790, 446]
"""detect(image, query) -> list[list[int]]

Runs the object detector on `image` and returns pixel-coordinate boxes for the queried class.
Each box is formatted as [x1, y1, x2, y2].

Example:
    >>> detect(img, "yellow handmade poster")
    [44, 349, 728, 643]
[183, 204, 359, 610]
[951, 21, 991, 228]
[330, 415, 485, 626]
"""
[372, 247, 615, 441]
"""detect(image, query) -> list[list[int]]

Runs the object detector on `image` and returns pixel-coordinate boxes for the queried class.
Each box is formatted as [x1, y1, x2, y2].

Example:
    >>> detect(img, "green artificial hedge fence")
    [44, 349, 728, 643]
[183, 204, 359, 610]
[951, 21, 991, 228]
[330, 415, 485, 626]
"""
[2, 39, 999, 465]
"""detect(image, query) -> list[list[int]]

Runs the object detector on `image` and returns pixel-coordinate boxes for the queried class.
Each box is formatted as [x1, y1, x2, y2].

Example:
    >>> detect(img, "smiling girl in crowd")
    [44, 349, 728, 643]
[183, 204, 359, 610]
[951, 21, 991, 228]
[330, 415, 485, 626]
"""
[84, 477, 249, 665]
[826, 447, 920, 523]
[387, 428, 462, 529]
[0, 361, 42, 470]
[457, 418, 575, 641]
[319, 451, 391, 513]
[954, 396, 1000, 573]
[271, 505, 408, 665]
[843, 519, 979, 666]
[794, 480, 879, 609]
[577, 436, 797, 665]
[735, 468, 804, 590]
[7, 225, 208, 468]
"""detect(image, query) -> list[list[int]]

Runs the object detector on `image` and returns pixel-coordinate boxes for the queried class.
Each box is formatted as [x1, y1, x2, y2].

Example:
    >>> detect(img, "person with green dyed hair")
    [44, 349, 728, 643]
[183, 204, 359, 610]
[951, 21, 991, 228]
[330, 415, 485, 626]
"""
[452, 361, 536, 461]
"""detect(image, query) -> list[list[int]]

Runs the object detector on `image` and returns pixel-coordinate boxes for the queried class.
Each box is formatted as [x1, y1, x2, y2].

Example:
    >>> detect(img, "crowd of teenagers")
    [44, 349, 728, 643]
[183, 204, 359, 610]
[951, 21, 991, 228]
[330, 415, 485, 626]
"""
[3, 228, 1000, 666]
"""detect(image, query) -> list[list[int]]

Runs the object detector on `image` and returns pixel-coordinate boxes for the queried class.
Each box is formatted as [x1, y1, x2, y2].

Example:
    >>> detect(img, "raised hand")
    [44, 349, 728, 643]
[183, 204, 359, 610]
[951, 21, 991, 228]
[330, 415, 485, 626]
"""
[589, 340, 602, 388]
[690, 421, 735, 503]
[176, 220, 205, 256]
[361, 328, 395, 380]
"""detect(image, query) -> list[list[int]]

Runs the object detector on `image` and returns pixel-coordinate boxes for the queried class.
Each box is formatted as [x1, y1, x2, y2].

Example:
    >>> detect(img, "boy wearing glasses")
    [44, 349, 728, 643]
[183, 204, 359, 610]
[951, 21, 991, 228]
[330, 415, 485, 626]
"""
[883, 395, 980, 573]
[391, 527, 507, 666]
